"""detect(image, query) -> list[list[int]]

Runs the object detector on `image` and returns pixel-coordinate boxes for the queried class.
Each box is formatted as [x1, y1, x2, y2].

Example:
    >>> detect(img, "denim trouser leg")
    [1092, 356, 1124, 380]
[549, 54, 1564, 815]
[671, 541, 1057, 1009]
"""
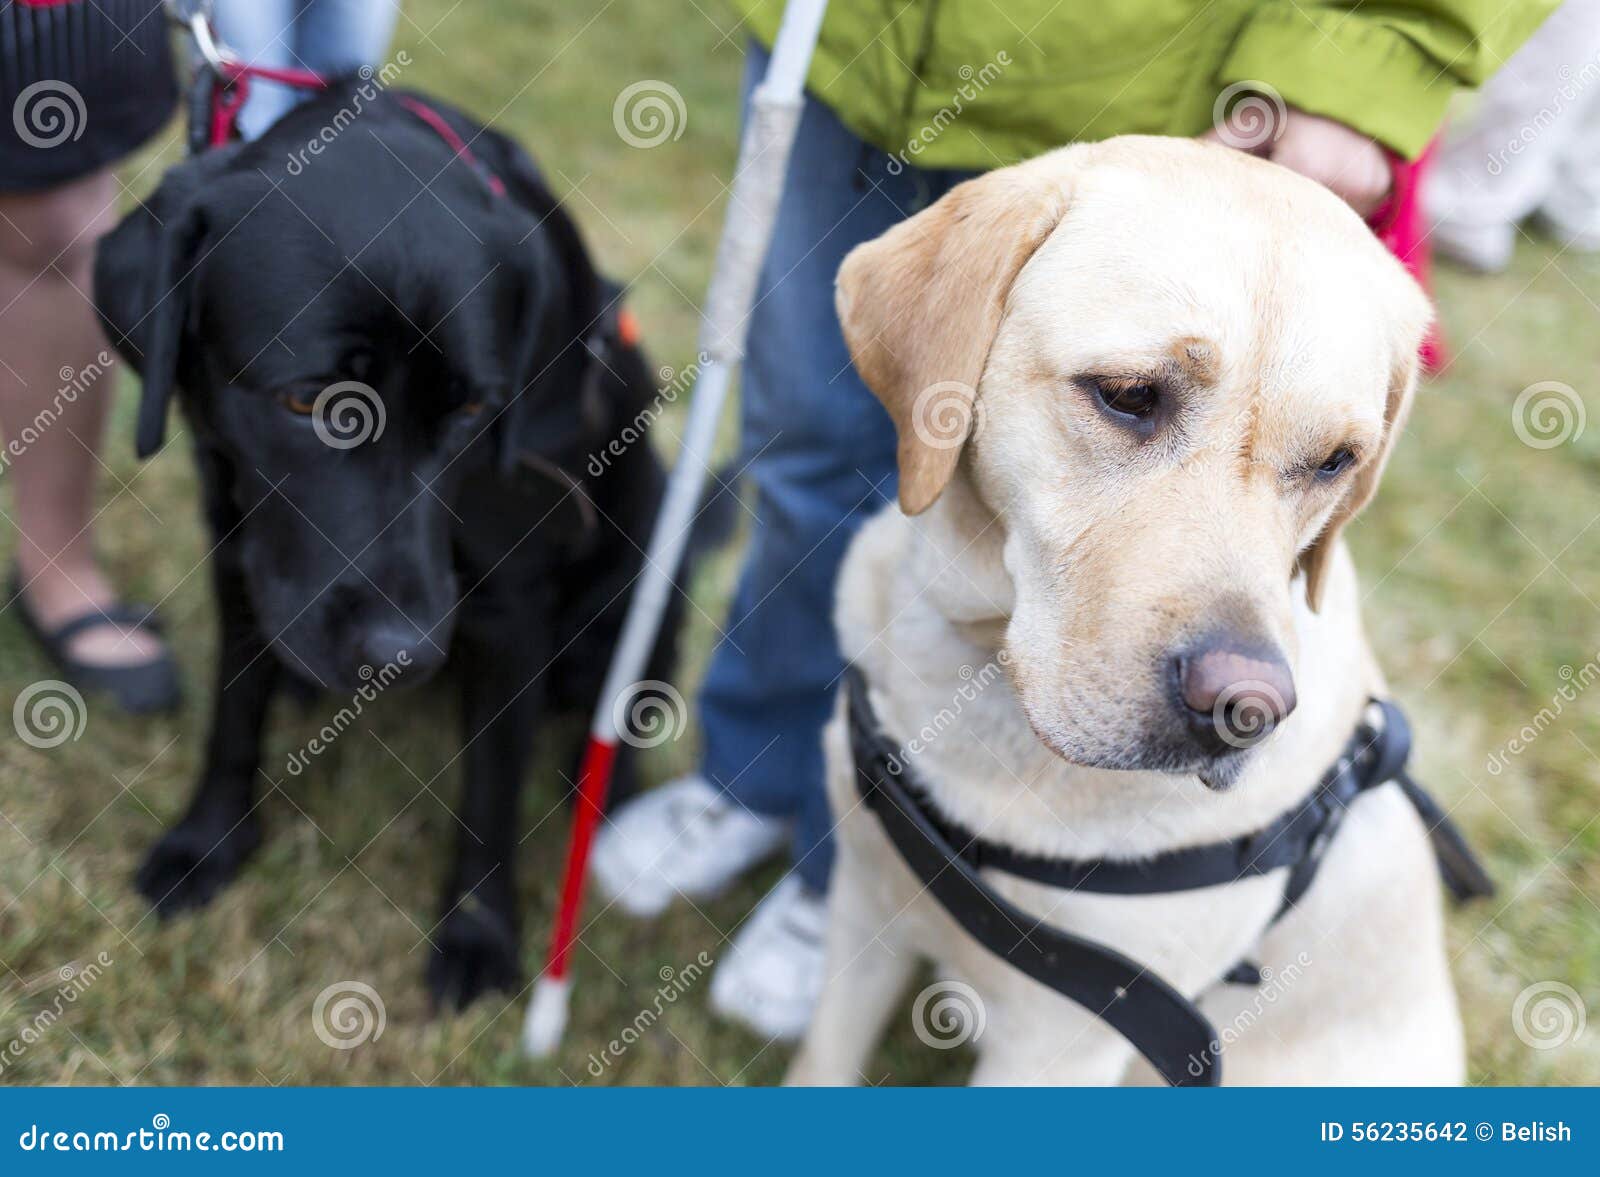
[213, 0, 399, 140]
[698, 49, 973, 893]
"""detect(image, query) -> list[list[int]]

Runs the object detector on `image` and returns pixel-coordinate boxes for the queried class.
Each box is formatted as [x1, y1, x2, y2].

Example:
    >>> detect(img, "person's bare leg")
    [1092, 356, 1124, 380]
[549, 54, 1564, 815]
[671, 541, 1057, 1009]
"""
[0, 169, 161, 667]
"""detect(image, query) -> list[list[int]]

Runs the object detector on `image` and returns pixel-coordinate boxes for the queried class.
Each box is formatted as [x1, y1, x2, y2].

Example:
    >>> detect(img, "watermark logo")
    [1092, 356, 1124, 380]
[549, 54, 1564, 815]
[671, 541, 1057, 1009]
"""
[912, 980, 986, 1049]
[1212, 81, 1287, 151]
[613, 81, 686, 148]
[13, 679, 87, 749]
[1511, 381, 1585, 449]
[1210, 679, 1288, 749]
[13, 80, 86, 149]
[882, 651, 1012, 777]
[284, 50, 412, 175]
[311, 381, 386, 449]
[0, 352, 113, 474]
[886, 53, 1010, 174]
[1487, 653, 1599, 775]
[585, 951, 714, 1077]
[1487, 53, 1600, 176]
[1512, 981, 1586, 1051]
[312, 980, 386, 1049]
[587, 350, 707, 478]
[911, 381, 981, 452]
[612, 679, 688, 749]
[1186, 954, 1312, 1077]
[0, 952, 113, 1079]
[285, 654, 411, 776]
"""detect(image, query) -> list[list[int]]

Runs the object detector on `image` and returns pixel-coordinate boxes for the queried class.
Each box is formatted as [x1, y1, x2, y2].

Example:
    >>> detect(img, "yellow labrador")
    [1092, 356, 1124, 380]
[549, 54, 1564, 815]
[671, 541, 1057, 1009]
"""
[789, 137, 1462, 1086]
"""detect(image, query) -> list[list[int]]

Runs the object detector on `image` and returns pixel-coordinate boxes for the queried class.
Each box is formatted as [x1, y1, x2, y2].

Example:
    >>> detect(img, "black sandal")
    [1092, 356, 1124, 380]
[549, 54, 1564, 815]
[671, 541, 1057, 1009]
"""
[7, 570, 182, 716]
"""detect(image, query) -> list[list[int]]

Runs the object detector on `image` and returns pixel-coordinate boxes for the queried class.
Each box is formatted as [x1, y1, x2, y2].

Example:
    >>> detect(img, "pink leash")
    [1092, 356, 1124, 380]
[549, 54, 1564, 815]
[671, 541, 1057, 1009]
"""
[205, 59, 330, 148]
[1374, 142, 1446, 372]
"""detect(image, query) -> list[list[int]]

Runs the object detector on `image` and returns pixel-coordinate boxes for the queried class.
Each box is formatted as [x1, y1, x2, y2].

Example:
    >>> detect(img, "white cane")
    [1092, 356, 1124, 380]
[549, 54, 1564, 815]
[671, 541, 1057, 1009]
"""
[523, 0, 830, 1057]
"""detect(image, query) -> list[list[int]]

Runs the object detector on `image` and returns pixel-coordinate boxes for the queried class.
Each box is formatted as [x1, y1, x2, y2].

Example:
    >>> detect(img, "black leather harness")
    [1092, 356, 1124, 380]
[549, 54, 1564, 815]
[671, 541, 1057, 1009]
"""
[844, 665, 1494, 1087]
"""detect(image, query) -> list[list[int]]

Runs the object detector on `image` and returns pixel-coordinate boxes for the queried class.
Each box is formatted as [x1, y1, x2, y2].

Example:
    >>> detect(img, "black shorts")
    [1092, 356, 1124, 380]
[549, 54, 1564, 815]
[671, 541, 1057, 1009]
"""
[0, 0, 176, 194]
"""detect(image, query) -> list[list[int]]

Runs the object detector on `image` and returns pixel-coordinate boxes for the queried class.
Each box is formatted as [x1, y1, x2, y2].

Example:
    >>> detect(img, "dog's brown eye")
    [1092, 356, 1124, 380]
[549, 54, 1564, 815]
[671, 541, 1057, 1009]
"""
[459, 402, 483, 417]
[1092, 377, 1160, 424]
[1317, 447, 1356, 479]
[278, 390, 318, 416]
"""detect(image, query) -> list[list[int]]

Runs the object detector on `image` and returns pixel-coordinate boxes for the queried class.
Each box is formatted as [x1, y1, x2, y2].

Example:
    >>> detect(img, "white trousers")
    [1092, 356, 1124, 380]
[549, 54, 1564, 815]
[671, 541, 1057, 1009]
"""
[1429, 0, 1600, 236]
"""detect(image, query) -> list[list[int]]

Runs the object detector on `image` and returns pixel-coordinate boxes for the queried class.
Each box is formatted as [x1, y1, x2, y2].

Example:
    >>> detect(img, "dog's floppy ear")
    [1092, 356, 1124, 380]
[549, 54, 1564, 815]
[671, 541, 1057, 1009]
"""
[836, 153, 1076, 514]
[490, 142, 606, 475]
[95, 191, 209, 459]
[1299, 343, 1423, 613]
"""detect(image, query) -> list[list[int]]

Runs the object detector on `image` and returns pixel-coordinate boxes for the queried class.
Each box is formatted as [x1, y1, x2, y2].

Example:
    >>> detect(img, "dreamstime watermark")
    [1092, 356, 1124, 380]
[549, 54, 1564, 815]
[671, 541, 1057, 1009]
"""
[1486, 650, 1598, 775]
[1487, 55, 1600, 176]
[311, 980, 385, 1049]
[910, 380, 982, 453]
[12, 679, 87, 750]
[585, 951, 714, 1076]
[886, 54, 1011, 175]
[611, 679, 688, 749]
[311, 380, 386, 449]
[284, 654, 411, 777]
[0, 953, 113, 1079]
[912, 980, 986, 1049]
[613, 80, 686, 148]
[0, 351, 114, 474]
[1211, 80, 1288, 151]
[1185, 951, 1312, 1078]
[586, 350, 708, 477]
[882, 651, 1012, 776]
[1511, 980, 1586, 1051]
[12, 80, 86, 149]
[284, 52, 413, 175]
[17, 1115, 283, 1154]
[1210, 679, 1288, 750]
[1511, 380, 1585, 449]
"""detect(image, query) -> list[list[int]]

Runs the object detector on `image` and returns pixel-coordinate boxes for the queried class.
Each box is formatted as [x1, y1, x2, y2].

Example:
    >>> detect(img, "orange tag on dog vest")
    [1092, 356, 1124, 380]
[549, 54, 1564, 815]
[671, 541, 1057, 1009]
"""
[617, 307, 641, 348]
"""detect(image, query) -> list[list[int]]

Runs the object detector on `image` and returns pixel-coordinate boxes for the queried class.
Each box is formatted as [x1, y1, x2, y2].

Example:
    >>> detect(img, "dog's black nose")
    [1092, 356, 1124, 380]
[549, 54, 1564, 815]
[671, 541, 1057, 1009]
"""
[356, 625, 442, 682]
[1173, 638, 1296, 752]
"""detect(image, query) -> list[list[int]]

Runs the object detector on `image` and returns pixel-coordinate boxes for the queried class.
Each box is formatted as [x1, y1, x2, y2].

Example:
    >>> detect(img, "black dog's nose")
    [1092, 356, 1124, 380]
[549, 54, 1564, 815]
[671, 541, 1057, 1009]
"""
[1174, 638, 1296, 752]
[356, 624, 442, 682]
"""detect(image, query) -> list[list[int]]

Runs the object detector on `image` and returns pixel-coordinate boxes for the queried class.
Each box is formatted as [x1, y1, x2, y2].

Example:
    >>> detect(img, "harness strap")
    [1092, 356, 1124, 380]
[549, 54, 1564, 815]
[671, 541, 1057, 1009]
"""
[394, 95, 507, 198]
[846, 664, 1495, 1087]
[846, 667, 1222, 1087]
[896, 696, 1492, 911]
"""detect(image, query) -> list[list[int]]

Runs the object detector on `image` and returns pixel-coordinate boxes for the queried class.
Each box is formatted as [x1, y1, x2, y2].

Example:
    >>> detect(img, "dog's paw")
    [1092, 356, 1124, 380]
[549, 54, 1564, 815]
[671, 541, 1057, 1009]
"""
[426, 895, 521, 1010]
[135, 812, 262, 917]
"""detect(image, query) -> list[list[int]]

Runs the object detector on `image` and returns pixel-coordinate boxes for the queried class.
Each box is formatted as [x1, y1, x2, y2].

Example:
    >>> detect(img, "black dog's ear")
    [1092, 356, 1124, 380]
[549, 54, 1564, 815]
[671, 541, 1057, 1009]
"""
[495, 249, 594, 475]
[483, 138, 607, 476]
[94, 156, 257, 459]
[96, 197, 209, 460]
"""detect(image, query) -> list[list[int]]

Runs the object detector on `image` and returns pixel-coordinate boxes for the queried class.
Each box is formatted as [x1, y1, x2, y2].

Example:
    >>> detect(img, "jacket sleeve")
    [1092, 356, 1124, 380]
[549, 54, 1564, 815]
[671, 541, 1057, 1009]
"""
[1218, 1, 1559, 157]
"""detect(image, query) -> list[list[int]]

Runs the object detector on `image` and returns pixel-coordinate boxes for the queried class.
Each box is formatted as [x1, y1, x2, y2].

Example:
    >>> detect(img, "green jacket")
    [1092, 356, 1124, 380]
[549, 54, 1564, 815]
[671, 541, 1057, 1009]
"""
[730, 0, 1554, 166]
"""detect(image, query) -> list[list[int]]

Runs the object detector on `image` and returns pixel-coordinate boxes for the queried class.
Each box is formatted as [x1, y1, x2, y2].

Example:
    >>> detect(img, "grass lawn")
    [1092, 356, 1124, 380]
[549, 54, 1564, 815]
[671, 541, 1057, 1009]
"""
[1, 0, 1596, 1087]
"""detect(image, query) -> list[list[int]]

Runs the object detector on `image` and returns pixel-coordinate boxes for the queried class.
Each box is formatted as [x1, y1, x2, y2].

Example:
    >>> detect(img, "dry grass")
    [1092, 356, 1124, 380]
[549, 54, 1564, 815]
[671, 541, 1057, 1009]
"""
[0, 0, 1595, 1087]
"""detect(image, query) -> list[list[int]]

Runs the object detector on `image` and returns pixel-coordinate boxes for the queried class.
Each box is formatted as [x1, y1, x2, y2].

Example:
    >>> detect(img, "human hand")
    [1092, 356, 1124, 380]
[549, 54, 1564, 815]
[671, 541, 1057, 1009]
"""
[1203, 105, 1392, 219]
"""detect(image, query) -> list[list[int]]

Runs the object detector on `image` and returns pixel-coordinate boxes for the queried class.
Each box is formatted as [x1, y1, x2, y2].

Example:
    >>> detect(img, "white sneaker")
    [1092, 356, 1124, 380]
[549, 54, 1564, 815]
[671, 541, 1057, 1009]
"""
[589, 775, 789, 918]
[710, 876, 827, 1041]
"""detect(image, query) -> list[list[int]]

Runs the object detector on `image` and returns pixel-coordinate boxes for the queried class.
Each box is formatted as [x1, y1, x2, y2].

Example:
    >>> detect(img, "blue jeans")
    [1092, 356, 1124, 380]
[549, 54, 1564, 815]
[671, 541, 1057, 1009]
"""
[213, 0, 399, 140]
[698, 50, 975, 893]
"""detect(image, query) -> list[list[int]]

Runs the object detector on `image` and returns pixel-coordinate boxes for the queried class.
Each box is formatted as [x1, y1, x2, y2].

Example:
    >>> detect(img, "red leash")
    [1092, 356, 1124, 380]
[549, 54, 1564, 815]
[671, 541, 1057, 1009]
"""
[1373, 142, 1447, 373]
[205, 59, 330, 148]
[191, 40, 506, 199]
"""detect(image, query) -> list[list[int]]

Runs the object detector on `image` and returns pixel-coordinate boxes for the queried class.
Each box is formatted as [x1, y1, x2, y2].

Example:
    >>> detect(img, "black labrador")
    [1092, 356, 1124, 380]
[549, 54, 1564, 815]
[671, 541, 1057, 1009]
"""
[94, 83, 681, 1008]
